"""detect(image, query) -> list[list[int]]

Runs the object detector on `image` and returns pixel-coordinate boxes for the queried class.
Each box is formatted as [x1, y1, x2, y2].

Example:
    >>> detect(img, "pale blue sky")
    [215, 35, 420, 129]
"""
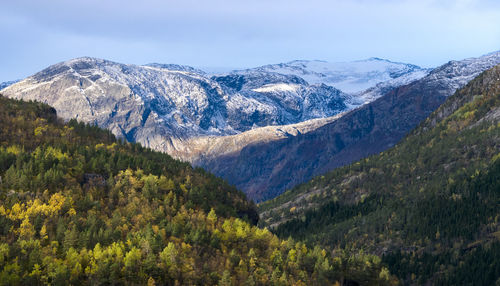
[1, 0, 499, 82]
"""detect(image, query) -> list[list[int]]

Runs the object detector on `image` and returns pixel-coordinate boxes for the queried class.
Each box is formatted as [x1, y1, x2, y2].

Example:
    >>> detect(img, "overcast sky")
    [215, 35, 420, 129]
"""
[1, 0, 499, 82]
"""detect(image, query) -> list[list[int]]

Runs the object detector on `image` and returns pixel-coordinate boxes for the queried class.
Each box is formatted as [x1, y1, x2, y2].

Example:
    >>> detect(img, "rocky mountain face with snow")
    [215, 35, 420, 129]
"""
[201, 51, 500, 201]
[1, 58, 352, 155]
[1, 56, 433, 200]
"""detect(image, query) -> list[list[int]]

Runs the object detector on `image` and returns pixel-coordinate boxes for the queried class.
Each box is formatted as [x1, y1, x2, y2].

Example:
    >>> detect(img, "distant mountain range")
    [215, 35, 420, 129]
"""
[0, 58, 355, 153]
[4, 54, 497, 201]
[0, 57, 429, 199]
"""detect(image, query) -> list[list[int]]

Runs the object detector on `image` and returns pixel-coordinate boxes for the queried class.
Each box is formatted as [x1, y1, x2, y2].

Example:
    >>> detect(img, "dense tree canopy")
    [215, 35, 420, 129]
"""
[0, 95, 396, 285]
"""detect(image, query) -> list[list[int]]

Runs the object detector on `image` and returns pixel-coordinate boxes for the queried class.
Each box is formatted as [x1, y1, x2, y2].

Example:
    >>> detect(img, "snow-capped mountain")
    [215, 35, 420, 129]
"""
[0, 57, 350, 155]
[3, 58, 234, 141]
[211, 71, 350, 126]
[243, 58, 430, 94]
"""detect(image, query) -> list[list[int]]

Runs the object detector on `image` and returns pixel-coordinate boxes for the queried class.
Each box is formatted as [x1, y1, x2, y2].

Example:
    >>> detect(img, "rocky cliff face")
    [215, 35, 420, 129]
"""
[3, 58, 229, 154]
[197, 51, 500, 201]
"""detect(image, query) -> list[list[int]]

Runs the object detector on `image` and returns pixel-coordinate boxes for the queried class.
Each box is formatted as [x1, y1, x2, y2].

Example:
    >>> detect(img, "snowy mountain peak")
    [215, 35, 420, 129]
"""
[64, 57, 122, 70]
[238, 58, 430, 93]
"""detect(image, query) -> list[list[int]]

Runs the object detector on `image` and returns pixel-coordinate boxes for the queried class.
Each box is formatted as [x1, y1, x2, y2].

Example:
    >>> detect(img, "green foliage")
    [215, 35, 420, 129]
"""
[0, 95, 396, 285]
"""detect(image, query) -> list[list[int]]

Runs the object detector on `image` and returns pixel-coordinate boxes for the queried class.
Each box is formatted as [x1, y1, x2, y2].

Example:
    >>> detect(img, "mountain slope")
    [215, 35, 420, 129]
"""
[173, 115, 343, 168]
[204, 51, 500, 201]
[0, 95, 396, 285]
[259, 64, 500, 284]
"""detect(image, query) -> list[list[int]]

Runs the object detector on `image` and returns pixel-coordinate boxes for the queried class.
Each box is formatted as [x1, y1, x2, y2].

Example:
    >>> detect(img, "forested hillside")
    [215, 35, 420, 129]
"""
[0, 95, 395, 285]
[259, 65, 500, 284]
